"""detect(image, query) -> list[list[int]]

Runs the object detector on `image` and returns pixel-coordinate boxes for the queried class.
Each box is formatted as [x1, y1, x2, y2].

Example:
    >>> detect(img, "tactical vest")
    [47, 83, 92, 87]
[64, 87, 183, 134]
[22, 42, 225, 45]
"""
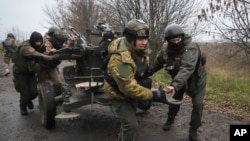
[12, 43, 31, 73]
[162, 42, 206, 78]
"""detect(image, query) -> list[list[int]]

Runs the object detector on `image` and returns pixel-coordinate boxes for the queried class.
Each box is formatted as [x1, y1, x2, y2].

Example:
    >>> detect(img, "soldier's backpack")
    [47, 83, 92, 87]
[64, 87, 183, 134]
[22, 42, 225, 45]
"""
[2, 38, 17, 54]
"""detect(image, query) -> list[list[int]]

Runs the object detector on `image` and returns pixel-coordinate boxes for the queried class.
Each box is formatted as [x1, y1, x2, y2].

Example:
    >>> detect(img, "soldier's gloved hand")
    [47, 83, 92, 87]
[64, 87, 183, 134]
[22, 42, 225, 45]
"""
[141, 68, 153, 79]
[152, 85, 182, 105]
[151, 86, 167, 103]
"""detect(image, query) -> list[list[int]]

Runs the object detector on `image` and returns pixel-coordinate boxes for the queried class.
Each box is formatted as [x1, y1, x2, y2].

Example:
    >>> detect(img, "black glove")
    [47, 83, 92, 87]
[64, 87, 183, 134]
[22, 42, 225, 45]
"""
[152, 85, 182, 105]
[152, 85, 167, 103]
[138, 77, 152, 89]
[141, 68, 153, 79]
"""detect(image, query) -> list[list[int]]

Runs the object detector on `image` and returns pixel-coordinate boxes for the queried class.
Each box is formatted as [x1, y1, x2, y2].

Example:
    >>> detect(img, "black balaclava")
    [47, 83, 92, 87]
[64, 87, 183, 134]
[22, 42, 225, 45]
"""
[167, 35, 185, 55]
[29, 31, 45, 52]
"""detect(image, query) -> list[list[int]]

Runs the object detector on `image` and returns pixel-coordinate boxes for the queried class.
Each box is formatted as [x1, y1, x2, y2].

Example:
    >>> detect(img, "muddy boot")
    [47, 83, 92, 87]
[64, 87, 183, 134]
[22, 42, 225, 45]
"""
[27, 101, 34, 109]
[189, 128, 200, 141]
[20, 107, 28, 115]
[20, 101, 28, 115]
[163, 118, 174, 131]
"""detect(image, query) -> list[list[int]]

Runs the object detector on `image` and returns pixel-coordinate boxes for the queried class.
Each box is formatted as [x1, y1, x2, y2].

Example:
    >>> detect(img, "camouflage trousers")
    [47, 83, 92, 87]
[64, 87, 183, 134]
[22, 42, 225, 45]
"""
[3, 52, 12, 75]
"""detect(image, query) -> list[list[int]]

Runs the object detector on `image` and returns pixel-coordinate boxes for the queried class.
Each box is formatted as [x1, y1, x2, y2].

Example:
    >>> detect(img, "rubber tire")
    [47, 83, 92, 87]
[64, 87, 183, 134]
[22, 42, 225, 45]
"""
[38, 81, 56, 129]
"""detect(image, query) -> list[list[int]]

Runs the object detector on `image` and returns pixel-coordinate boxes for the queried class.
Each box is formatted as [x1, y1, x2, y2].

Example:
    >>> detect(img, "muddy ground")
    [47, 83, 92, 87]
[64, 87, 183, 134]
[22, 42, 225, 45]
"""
[0, 60, 249, 141]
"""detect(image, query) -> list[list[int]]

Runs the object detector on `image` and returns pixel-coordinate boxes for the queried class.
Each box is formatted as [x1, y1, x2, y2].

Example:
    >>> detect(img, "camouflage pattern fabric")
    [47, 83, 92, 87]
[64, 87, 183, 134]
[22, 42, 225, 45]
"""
[104, 37, 152, 101]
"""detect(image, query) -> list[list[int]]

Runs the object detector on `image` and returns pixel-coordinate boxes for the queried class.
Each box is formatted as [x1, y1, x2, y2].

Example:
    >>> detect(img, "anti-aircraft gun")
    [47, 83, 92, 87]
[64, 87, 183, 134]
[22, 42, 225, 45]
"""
[61, 26, 88, 48]
[38, 23, 181, 130]
[86, 21, 122, 48]
[38, 26, 110, 129]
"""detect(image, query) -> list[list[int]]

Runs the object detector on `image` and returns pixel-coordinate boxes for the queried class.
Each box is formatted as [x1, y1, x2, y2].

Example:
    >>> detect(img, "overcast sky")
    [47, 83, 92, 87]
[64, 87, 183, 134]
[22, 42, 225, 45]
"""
[0, 0, 214, 42]
[0, 0, 55, 40]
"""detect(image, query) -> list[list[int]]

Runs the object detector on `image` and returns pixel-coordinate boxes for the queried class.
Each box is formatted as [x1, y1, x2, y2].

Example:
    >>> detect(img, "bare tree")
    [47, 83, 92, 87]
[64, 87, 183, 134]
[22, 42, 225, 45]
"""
[43, 0, 102, 42]
[0, 26, 29, 43]
[99, 0, 205, 59]
[198, 0, 250, 55]
[44, 0, 205, 58]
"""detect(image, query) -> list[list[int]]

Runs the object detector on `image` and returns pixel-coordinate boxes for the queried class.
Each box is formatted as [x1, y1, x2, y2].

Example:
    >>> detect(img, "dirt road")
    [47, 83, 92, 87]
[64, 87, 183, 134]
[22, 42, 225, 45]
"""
[0, 61, 249, 141]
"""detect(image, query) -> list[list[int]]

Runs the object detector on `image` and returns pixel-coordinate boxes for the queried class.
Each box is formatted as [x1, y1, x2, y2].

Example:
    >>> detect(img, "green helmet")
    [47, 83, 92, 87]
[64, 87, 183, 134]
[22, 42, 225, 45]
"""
[123, 19, 149, 42]
[7, 33, 15, 39]
[164, 24, 184, 40]
[53, 31, 69, 44]
[48, 26, 60, 36]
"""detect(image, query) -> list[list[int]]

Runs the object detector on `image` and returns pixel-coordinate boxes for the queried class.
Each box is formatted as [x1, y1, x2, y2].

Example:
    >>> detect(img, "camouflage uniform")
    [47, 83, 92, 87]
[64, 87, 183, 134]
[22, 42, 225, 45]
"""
[1, 33, 18, 76]
[148, 24, 207, 141]
[38, 30, 70, 96]
[12, 31, 55, 115]
[104, 19, 152, 141]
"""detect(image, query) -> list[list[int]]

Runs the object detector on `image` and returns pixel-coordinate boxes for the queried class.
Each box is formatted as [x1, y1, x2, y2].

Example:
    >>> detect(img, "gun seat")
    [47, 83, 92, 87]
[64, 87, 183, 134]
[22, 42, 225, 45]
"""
[75, 82, 103, 90]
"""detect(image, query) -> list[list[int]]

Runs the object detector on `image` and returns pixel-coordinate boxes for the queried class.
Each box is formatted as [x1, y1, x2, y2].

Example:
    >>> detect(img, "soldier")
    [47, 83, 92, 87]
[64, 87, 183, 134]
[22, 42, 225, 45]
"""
[1, 33, 18, 76]
[145, 24, 207, 141]
[103, 19, 153, 141]
[38, 30, 70, 97]
[12, 31, 58, 115]
[44, 26, 60, 41]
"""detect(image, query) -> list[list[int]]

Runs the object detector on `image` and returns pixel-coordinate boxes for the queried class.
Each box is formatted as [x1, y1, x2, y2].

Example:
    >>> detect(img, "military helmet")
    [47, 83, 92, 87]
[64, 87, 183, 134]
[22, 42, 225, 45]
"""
[164, 24, 184, 40]
[123, 19, 149, 41]
[7, 33, 15, 39]
[48, 26, 60, 36]
[53, 30, 69, 43]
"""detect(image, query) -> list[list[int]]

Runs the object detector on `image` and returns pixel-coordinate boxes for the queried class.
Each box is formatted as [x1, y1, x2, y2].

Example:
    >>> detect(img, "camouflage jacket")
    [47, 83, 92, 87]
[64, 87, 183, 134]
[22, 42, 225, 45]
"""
[151, 34, 206, 93]
[104, 37, 153, 101]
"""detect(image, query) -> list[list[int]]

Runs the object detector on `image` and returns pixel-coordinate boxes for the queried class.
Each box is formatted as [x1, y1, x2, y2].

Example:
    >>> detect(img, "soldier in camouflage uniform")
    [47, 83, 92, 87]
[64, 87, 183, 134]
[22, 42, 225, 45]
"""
[44, 26, 60, 42]
[38, 30, 70, 96]
[103, 19, 153, 141]
[1, 33, 18, 76]
[12, 31, 58, 115]
[145, 24, 207, 141]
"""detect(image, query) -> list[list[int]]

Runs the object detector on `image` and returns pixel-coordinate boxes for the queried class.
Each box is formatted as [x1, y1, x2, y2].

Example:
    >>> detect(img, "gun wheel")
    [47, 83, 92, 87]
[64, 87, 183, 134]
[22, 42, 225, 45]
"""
[38, 81, 56, 129]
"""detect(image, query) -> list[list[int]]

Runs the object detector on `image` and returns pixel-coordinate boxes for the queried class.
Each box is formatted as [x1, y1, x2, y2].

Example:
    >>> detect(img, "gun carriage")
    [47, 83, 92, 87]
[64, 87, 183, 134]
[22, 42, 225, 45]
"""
[38, 22, 120, 129]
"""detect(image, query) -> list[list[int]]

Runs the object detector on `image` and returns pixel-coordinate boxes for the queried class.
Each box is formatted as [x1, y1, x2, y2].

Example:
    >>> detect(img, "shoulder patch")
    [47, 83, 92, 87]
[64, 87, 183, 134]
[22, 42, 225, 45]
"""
[118, 63, 132, 77]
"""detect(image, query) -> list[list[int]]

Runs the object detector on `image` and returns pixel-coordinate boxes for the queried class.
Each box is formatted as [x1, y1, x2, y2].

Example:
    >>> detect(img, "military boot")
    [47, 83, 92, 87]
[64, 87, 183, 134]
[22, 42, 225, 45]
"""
[20, 102, 28, 115]
[20, 107, 28, 115]
[163, 118, 174, 131]
[189, 128, 200, 141]
[27, 101, 34, 109]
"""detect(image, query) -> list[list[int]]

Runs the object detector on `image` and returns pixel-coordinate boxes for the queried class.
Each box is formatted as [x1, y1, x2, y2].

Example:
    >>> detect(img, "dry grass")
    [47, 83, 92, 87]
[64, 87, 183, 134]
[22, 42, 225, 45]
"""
[199, 42, 250, 78]
[199, 42, 250, 122]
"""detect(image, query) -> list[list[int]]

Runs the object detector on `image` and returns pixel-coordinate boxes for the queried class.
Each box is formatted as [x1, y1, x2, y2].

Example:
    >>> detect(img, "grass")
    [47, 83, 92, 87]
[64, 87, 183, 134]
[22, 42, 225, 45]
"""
[151, 68, 250, 109]
[206, 69, 250, 107]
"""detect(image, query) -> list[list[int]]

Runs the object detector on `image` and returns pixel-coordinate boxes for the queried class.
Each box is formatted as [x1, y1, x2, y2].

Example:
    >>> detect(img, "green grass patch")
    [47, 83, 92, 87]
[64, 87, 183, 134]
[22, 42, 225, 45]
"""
[151, 68, 250, 107]
[206, 71, 250, 107]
